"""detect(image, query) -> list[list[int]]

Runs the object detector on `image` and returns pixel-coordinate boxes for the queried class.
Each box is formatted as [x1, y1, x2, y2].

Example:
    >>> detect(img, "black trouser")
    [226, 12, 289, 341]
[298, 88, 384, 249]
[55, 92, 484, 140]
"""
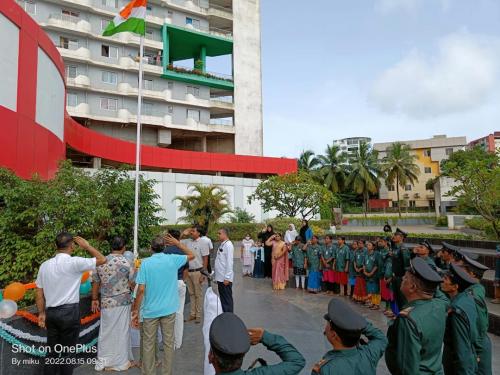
[264, 246, 272, 277]
[217, 281, 234, 313]
[45, 303, 80, 375]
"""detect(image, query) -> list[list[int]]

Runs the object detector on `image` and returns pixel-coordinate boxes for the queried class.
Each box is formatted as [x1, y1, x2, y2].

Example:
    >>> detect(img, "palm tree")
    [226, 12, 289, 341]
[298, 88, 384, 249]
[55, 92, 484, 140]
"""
[317, 144, 348, 193]
[298, 150, 320, 172]
[346, 142, 382, 217]
[381, 142, 420, 217]
[174, 184, 232, 232]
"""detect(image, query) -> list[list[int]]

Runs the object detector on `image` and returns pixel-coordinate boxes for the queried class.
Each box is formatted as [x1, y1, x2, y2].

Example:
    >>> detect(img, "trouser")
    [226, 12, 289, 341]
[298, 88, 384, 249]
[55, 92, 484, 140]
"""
[142, 313, 175, 375]
[174, 280, 186, 349]
[393, 277, 407, 310]
[295, 275, 306, 288]
[217, 281, 234, 313]
[44, 303, 80, 375]
[186, 271, 202, 318]
[264, 247, 272, 277]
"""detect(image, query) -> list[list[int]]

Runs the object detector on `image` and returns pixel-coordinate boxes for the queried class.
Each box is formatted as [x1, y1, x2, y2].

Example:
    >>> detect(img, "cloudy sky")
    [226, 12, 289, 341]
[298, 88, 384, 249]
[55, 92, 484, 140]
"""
[260, 0, 500, 158]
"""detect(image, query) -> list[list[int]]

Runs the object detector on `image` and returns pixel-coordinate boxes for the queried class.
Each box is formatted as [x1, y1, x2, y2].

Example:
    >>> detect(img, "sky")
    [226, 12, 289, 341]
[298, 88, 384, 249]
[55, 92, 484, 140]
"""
[260, 0, 500, 158]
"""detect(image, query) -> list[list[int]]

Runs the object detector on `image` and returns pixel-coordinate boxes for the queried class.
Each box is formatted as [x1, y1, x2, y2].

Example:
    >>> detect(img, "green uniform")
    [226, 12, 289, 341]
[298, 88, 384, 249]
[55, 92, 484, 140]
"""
[348, 247, 357, 278]
[353, 250, 365, 276]
[306, 245, 322, 272]
[443, 291, 479, 375]
[364, 251, 380, 283]
[385, 297, 448, 374]
[321, 245, 336, 269]
[224, 331, 305, 375]
[421, 256, 437, 267]
[290, 244, 306, 269]
[312, 322, 387, 375]
[391, 243, 410, 309]
[467, 284, 492, 375]
[335, 244, 350, 272]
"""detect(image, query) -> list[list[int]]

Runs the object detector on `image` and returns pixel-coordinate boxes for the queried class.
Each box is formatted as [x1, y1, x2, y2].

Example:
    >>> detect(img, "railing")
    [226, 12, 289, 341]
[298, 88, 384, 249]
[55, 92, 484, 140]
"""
[49, 13, 84, 24]
[167, 64, 233, 82]
[181, 23, 232, 39]
[207, 3, 233, 13]
[210, 118, 233, 126]
[210, 95, 233, 104]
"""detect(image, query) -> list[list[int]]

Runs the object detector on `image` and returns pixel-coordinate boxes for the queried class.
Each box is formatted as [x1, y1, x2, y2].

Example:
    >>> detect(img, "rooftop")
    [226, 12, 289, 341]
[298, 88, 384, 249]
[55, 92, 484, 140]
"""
[373, 135, 467, 151]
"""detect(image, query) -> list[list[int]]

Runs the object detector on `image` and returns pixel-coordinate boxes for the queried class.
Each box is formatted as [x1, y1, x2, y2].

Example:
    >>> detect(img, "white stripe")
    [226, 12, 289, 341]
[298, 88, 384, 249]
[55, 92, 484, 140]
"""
[0, 320, 100, 343]
[113, 6, 146, 27]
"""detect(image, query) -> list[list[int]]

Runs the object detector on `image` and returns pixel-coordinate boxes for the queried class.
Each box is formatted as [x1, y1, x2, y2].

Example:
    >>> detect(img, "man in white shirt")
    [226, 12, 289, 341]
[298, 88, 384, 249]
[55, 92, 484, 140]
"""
[215, 228, 234, 313]
[181, 225, 210, 323]
[36, 232, 106, 375]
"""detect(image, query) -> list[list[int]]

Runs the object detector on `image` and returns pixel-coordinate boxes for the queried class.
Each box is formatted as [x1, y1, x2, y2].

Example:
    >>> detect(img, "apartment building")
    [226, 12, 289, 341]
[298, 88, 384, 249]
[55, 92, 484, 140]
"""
[373, 135, 467, 209]
[17, 0, 263, 158]
[332, 137, 372, 157]
[469, 132, 500, 154]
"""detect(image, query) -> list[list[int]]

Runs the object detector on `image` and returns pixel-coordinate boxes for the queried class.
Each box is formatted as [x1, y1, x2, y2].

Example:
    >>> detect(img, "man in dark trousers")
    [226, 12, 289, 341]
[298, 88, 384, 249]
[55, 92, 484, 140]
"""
[390, 228, 410, 310]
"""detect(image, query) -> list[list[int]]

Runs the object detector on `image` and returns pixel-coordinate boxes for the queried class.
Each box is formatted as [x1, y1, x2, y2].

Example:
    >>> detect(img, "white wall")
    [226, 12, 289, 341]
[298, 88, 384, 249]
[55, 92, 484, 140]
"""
[0, 14, 19, 111]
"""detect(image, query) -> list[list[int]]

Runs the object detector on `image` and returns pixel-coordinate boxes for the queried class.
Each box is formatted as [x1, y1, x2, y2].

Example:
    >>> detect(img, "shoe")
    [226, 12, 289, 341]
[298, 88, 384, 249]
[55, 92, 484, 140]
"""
[195, 318, 201, 324]
[184, 316, 196, 322]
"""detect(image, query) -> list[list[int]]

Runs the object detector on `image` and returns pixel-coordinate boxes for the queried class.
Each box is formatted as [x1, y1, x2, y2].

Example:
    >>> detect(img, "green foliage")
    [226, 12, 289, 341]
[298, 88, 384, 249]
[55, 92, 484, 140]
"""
[466, 217, 498, 240]
[441, 147, 500, 239]
[317, 144, 348, 194]
[297, 150, 320, 172]
[435, 216, 448, 227]
[248, 172, 337, 219]
[175, 184, 232, 232]
[229, 207, 255, 223]
[0, 162, 162, 288]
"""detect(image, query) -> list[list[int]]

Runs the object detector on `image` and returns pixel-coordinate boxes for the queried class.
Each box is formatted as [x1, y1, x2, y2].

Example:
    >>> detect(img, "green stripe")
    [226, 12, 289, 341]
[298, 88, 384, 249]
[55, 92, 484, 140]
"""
[103, 17, 145, 37]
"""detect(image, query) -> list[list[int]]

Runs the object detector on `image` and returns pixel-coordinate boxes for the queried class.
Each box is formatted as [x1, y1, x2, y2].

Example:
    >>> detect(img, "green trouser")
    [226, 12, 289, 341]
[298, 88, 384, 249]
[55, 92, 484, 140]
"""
[142, 313, 176, 375]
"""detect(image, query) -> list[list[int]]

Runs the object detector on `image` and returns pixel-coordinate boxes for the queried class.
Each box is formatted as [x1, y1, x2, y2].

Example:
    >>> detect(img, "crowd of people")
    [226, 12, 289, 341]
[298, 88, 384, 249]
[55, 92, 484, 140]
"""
[33, 219, 495, 375]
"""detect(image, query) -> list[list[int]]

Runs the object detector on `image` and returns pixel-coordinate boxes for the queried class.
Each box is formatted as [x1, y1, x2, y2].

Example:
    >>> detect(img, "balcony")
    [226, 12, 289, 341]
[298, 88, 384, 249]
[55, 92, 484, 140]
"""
[163, 66, 233, 90]
[67, 103, 90, 117]
[209, 118, 233, 126]
[206, 4, 233, 21]
[46, 13, 92, 34]
[117, 82, 172, 101]
[58, 46, 91, 61]
[119, 56, 163, 75]
[66, 74, 91, 88]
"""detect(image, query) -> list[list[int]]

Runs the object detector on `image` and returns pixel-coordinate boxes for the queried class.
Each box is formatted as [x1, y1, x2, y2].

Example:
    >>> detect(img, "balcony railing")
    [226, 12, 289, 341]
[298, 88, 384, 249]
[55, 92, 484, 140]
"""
[167, 64, 233, 82]
[210, 95, 233, 103]
[181, 23, 232, 39]
[210, 118, 233, 126]
[49, 13, 87, 24]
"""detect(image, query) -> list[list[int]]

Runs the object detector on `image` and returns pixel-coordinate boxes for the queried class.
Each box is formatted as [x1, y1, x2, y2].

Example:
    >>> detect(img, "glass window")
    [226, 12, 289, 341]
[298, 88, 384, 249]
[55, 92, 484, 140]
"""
[424, 167, 432, 174]
[19, 0, 36, 14]
[66, 65, 77, 79]
[185, 17, 200, 29]
[101, 0, 118, 8]
[101, 45, 118, 58]
[60, 37, 79, 50]
[187, 109, 200, 122]
[409, 200, 416, 208]
[424, 149, 431, 157]
[66, 93, 78, 107]
[445, 148, 453, 156]
[167, 105, 173, 114]
[101, 71, 117, 85]
[143, 102, 153, 116]
[100, 97, 118, 110]
[146, 4, 153, 12]
[186, 86, 200, 97]
[405, 185, 412, 191]
[167, 81, 173, 90]
[388, 185, 395, 191]
[392, 201, 399, 208]
[143, 79, 154, 90]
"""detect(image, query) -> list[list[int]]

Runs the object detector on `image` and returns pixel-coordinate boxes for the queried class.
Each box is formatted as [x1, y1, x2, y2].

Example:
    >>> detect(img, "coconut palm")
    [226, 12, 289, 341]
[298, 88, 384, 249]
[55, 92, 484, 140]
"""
[298, 149, 320, 172]
[317, 144, 348, 193]
[174, 183, 232, 232]
[346, 142, 382, 217]
[381, 142, 420, 217]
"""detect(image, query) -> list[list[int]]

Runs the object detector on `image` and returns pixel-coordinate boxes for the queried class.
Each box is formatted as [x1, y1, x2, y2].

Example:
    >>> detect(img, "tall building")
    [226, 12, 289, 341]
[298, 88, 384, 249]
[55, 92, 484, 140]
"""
[469, 132, 500, 154]
[332, 137, 372, 157]
[17, 0, 263, 158]
[373, 135, 467, 209]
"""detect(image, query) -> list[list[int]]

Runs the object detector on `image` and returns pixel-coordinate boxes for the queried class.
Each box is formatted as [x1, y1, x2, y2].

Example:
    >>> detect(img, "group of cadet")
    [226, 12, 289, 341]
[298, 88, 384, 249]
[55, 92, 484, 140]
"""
[208, 229, 493, 374]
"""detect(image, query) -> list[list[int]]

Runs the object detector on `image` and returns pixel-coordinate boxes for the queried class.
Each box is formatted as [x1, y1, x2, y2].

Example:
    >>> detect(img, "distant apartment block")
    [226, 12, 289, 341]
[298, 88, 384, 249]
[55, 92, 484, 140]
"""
[373, 135, 467, 209]
[469, 132, 500, 154]
[333, 137, 372, 157]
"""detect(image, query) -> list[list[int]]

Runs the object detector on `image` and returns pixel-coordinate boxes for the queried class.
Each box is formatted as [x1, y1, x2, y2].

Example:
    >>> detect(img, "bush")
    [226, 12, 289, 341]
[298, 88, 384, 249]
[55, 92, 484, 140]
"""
[466, 217, 497, 240]
[229, 208, 255, 223]
[436, 216, 448, 227]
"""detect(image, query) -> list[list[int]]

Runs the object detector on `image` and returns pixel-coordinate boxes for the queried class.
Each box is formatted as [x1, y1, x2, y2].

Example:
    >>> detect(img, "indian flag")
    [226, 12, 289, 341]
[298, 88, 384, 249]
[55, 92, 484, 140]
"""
[103, 0, 146, 37]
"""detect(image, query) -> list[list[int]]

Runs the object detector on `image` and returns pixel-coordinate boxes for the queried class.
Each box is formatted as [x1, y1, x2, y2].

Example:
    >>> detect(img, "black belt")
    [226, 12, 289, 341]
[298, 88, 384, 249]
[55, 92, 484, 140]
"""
[47, 303, 79, 310]
[189, 267, 203, 273]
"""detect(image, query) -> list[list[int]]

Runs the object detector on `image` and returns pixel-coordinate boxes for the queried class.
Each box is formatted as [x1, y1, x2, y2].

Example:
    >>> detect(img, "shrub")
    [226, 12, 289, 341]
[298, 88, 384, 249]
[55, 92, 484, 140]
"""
[229, 208, 255, 223]
[436, 216, 448, 227]
[466, 217, 497, 240]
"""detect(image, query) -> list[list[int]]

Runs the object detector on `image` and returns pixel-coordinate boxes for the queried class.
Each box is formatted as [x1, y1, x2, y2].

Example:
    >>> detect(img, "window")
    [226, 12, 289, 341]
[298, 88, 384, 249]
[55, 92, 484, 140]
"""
[101, 0, 118, 8]
[392, 201, 399, 208]
[100, 97, 118, 110]
[424, 149, 431, 157]
[145, 30, 154, 40]
[60, 36, 79, 50]
[101, 71, 117, 85]
[445, 148, 453, 156]
[388, 185, 395, 192]
[186, 86, 200, 97]
[167, 10, 173, 18]
[66, 65, 77, 79]
[405, 185, 412, 191]
[101, 19, 111, 31]
[167, 81, 173, 90]
[146, 4, 153, 13]
[185, 17, 200, 29]
[167, 105, 173, 114]
[101, 44, 118, 58]
[18, 0, 36, 14]
[61, 9, 80, 20]
[187, 109, 200, 122]
[143, 102, 154, 116]
[66, 93, 78, 107]
[409, 200, 416, 208]
[424, 167, 432, 174]
[143, 79, 153, 90]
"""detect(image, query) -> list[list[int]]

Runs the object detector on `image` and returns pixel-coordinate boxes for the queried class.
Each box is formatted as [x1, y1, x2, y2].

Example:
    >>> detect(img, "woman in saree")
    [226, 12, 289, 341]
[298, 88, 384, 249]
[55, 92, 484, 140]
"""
[265, 233, 289, 290]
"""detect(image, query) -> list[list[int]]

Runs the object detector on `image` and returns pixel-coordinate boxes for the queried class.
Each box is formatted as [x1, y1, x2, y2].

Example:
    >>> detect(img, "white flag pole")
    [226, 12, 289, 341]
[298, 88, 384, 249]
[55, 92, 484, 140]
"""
[133, 35, 145, 258]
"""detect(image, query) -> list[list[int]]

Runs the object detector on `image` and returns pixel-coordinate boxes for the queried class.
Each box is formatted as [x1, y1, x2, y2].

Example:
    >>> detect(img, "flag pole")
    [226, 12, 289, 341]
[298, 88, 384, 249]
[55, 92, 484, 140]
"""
[133, 35, 145, 258]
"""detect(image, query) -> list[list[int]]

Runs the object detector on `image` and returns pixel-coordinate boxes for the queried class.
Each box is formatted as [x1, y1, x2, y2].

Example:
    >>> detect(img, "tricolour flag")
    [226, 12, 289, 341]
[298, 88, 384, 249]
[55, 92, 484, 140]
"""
[103, 0, 146, 37]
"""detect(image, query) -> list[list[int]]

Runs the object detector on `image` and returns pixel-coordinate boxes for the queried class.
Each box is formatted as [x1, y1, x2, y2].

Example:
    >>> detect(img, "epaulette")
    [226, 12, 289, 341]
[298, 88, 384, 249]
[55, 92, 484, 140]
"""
[311, 359, 329, 374]
[399, 306, 414, 317]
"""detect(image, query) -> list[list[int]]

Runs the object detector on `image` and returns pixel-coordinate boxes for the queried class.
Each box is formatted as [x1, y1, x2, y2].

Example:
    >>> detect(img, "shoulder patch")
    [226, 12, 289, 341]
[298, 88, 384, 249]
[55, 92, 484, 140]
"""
[312, 359, 328, 374]
[399, 306, 414, 317]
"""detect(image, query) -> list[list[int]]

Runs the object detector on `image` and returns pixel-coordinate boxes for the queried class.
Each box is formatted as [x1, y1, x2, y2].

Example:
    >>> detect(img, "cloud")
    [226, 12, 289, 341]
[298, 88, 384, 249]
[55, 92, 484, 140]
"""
[369, 32, 500, 119]
[375, 0, 451, 14]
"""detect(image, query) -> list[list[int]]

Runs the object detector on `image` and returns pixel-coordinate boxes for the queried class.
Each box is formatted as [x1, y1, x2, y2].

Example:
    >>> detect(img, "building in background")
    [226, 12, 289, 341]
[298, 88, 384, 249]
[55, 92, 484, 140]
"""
[17, 0, 263, 158]
[333, 137, 372, 158]
[469, 132, 500, 154]
[373, 135, 467, 210]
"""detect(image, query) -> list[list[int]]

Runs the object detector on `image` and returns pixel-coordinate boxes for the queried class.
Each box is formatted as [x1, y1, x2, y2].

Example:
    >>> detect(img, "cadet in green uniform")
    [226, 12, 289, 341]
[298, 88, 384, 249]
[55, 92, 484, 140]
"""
[335, 237, 350, 296]
[348, 242, 357, 299]
[364, 241, 381, 309]
[378, 237, 395, 317]
[311, 298, 387, 374]
[290, 236, 307, 290]
[304, 236, 322, 293]
[462, 255, 492, 375]
[390, 228, 411, 309]
[412, 240, 437, 267]
[385, 257, 448, 374]
[209, 312, 305, 375]
[321, 235, 336, 294]
[442, 263, 479, 375]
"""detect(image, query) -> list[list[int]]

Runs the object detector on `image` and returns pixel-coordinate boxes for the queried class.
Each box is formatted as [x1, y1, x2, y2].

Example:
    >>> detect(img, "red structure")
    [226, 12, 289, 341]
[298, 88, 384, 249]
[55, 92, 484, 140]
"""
[0, 0, 296, 180]
[368, 199, 391, 210]
[469, 132, 500, 153]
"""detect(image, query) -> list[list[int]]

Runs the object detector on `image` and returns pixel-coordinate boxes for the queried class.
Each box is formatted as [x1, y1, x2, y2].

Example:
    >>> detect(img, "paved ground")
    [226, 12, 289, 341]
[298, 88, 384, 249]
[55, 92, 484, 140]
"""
[76, 261, 500, 375]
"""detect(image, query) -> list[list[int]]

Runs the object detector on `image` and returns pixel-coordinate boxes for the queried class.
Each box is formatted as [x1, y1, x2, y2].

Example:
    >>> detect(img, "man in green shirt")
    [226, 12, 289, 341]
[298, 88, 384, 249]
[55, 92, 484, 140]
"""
[335, 237, 350, 296]
[209, 312, 305, 375]
[311, 298, 387, 374]
[385, 257, 447, 374]
[412, 240, 437, 267]
[390, 228, 410, 310]
[290, 236, 307, 289]
[442, 263, 479, 375]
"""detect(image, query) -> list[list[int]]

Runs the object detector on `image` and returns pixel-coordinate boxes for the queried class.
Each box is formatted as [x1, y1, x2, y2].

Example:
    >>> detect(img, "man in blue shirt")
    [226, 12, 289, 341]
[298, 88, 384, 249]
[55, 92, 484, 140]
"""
[132, 233, 194, 375]
[163, 229, 189, 350]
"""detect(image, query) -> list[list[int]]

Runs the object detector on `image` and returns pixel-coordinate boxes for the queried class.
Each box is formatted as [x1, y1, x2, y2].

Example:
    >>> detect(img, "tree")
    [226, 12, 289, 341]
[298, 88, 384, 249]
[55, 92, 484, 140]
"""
[441, 147, 500, 239]
[298, 150, 320, 172]
[248, 172, 336, 219]
[346, 142, 382, 217]
[317, 144, 348, 193]
[175, 184, 232, 232]
[381, 142, 420, 217]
